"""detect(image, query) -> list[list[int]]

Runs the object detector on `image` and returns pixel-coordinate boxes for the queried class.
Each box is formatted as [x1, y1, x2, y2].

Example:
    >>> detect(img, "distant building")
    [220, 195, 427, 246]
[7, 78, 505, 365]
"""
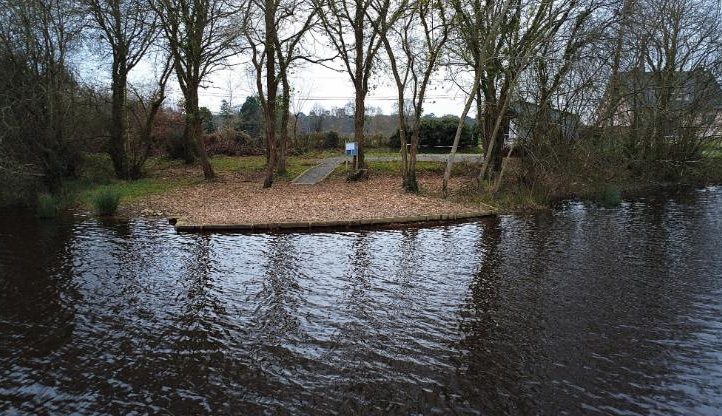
[600, 69, 722, 139]
[504, 101, 581, 145]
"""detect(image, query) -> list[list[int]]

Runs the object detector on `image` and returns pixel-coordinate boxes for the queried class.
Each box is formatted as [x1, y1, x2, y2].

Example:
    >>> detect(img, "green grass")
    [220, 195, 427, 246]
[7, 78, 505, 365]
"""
[366, 148, 400, 157]
[92, 189, 120, 216]
[701, 140, 722, 158]
[209, 155, 321, 180]
[367, 160, 445, 174]
[66, 176, 201, 208]
[61, 154, 204, 212]
[36, 193, 59, 218]
[144, 156, 186, 172]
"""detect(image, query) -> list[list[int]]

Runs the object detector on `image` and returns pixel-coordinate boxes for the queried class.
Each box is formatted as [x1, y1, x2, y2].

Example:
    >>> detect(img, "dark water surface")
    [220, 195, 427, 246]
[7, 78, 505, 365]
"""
[2, 187, 722, 415]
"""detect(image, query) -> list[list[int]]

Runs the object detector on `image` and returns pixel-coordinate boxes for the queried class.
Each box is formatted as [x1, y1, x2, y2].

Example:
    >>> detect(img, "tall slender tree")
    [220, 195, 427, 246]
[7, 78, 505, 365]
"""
[245, 0, 318, 188]
[376, 0, 450, 192]
[315, 0, 395, 177]
[84, 0, 158, 179]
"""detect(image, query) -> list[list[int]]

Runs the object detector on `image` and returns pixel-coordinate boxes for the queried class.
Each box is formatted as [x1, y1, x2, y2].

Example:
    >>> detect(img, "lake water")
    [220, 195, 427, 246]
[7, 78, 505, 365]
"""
[1, 187, 722, 415]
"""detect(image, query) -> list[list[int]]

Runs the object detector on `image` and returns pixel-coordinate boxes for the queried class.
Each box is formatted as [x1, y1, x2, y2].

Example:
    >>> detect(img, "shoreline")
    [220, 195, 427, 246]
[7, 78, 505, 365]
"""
[171, 211, 496, 233]
[123, 172, 498, 233]
[21, 153, 717, 232]
[166, 180, 719, 233]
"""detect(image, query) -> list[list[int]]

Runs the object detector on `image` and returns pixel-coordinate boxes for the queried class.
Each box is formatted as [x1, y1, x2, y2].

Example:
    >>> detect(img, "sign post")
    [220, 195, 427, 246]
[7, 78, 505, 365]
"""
[345, 142, 358, 171]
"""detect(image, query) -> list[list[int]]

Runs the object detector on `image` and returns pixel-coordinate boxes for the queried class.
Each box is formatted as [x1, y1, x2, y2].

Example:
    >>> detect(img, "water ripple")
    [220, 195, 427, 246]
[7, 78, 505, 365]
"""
[1, 187, 722, 414]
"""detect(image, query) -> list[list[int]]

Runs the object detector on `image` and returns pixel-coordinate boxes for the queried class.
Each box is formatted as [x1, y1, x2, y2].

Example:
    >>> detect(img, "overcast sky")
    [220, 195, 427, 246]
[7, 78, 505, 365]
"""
[195, 62, 474, 117]
[78, 47, 476, 118]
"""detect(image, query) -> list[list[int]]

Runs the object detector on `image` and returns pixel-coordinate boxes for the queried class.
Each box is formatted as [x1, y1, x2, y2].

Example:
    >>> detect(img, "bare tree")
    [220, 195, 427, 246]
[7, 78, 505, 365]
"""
[83, 0, 158, 179]
[442, 0, 515, 197]
[637, 0, 721, 159]
[245, 0, 318, 188]
[595, 0, 722, 162]
[376, 0, 450, 192]
[126, 54, 174, 178]
[441, 0, 586, 196]
[150, 0, 243, 179]
[0, 0, 85, 192]
[496, 1, 598, 191]
[289, 83, 312, 151]
[314, 0, 395, 177]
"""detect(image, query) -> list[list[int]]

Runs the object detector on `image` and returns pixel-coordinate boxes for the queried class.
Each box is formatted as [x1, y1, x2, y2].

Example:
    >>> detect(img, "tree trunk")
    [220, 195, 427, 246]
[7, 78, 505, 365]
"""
[277, 77, 290, 175]
[352, 4, 367, 175]
[186, 87, 214, 179]
[406, 123, 420, 193]
[263, 1, 277, 188]
[109, 63, 128, 179]
[443, 70, 481, 197]
[353, 86, 366, 173]
[476, 88, 484, 154]
[396, 101, 409, 188]
[480, 91, 514, 182]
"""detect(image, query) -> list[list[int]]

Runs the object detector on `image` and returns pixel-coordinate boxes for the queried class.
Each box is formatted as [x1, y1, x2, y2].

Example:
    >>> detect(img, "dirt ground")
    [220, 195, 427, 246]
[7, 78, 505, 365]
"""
[127, 171, 489, 225]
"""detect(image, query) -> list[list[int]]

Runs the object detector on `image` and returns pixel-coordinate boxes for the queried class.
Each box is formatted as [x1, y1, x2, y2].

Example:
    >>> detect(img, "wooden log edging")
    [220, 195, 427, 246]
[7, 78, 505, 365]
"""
[172, 211, 496, 233]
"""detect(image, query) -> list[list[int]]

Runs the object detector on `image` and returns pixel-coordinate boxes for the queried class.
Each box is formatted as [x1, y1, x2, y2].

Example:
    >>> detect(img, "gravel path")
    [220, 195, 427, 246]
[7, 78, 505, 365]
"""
[292, 153, 482, 185]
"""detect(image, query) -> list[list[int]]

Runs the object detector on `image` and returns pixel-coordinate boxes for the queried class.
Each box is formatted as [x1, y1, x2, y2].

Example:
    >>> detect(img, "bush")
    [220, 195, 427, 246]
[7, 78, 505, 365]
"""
[366, 133, 390, 148]
[297, 130, 343, 151]
[165, 132, 193, 161]
[390, 115, 476, 149]
[0, 168, 41, 208]
[323, 131, 340, 149]
[93, 189, 120, 216]
[36, 193, 59, 218]
[204, 130, 263, 156]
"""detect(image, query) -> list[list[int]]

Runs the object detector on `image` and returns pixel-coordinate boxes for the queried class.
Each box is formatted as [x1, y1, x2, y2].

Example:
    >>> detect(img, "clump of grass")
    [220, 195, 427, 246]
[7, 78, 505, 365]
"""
[93, 189, 121, 216]
[590, 185, 622, 207]
[36, 193, 60, 218]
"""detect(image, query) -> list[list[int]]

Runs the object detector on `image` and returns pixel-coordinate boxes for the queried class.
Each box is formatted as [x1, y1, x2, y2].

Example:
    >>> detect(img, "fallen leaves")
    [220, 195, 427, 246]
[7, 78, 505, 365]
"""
[127, 171, 482, 225]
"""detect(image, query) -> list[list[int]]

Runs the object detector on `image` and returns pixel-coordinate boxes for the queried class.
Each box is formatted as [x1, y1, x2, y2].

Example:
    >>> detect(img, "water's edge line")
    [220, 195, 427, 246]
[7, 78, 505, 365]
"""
[173, 211, 496, 233]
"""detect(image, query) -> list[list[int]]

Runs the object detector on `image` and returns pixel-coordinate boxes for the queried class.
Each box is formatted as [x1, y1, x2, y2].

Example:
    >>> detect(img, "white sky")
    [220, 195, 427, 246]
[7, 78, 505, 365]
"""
[78, 48, 475, 118]
[195, 62, 473, 117]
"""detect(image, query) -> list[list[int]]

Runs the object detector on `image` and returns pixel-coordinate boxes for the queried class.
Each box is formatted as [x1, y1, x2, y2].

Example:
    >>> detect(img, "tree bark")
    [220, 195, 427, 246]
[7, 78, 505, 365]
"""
[443, 69, 481, 197]
[352, 4, 367, 174]
[277, 76, 290, 175]
[262, 0, 277, 188]
[353, 89, 366, 172]
[109, 62, 128, 179]
[186, 86, 215, 179]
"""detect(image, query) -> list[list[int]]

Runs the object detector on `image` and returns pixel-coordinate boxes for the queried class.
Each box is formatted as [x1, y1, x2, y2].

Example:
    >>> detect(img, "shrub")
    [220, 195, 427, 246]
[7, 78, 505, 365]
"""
[390, 115, 476, 149]
[93, 189, 120, 216]
[165, 132, 193, 161]
[0, 168, 41, 208]
[204, 130, 263, 156]
[298, 131, 343, 151]
[366, 133, 389, 148]
[36, 193, 59, 218]
[323, 131, 340, 149]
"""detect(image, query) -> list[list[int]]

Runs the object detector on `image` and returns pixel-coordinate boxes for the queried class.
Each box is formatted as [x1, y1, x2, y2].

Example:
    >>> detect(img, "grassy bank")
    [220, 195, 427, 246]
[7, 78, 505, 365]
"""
[54, 152, 337, 214]
[15, 149, 722, 219]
